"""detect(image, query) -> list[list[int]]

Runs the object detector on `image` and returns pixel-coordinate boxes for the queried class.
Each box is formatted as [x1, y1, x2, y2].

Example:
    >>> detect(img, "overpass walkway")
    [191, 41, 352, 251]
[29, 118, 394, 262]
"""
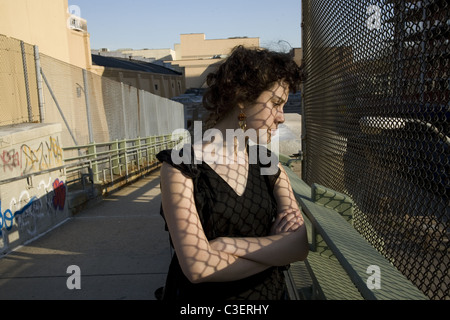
[0, 171, 171, 300]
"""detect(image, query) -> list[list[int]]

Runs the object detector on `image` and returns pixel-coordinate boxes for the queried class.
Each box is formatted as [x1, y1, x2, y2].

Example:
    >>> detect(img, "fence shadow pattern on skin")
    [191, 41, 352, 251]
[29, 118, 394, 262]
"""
[158, 84, 307, 300]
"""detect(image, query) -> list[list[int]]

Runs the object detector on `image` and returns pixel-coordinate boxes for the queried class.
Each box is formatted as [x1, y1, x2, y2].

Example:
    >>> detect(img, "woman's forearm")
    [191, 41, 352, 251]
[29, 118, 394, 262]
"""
[210, 225, 308, 267]
[189, 250, 271, 283]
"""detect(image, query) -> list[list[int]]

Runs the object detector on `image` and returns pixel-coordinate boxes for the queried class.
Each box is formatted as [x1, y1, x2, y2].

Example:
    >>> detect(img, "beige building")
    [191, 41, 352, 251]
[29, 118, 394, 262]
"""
[91, 48, 177, 66]
[105, 34, 261, 90]
[169, 33, 260, 89]
[89, 54, 185, 99]
[121, 48, 176, 63]
[0, 0, 186, 128]
[0, 0, 92, 70]
[0, 0, 94, 126]
[91, 34, 302, 93]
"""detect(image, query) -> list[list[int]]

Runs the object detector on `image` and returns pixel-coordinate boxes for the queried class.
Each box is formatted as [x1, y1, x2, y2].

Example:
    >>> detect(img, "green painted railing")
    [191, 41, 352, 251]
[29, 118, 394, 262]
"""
[63, 134, 186, 187]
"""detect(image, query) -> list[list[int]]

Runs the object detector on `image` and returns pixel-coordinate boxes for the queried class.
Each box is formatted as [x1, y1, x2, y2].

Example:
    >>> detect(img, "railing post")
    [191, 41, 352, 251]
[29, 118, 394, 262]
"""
[137, 137, 142, 169]
[155, 136, 161, 155]
[146, 137, 153, 164]
[166, 134, 172, 149]
[87, 143, 99, 183]
[118, 139, 128, 177]
[111, 139, 120, 175]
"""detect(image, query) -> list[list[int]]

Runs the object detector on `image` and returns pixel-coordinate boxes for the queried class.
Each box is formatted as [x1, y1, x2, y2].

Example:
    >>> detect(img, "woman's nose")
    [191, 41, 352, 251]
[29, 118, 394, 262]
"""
[276, 109, 285, 124]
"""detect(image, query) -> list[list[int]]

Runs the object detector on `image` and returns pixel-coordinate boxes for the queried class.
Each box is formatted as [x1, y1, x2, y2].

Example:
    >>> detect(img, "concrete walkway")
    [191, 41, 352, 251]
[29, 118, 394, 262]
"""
[0, 171, 171, 300]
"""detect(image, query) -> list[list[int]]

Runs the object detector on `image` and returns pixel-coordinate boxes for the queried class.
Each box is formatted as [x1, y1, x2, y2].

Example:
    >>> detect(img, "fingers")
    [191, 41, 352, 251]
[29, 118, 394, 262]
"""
[271, 210, 304, 235]
[278, 214, 302, 233]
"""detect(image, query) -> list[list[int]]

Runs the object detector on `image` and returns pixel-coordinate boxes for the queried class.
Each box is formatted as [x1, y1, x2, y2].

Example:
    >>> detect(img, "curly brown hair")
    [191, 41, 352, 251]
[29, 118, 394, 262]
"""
[202, 45, 303, 128]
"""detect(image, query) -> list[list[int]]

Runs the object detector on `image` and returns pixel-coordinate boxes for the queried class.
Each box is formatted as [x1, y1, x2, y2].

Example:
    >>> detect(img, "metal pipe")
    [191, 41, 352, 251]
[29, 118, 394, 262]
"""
[20, 41, 33, 122]
[34, 45, 45, 123]
[82, 69, 94, 144]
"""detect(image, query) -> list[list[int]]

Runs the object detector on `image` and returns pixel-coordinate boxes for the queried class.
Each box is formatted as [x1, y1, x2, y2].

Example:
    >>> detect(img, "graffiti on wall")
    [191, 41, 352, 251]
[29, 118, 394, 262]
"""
[0, 149, 20, 172]
[0, 177, 67, 238]
[0, 137, 63, 175]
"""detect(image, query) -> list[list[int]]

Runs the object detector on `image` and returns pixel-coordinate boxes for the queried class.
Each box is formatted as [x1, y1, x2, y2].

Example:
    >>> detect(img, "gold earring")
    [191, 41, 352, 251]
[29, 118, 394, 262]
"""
[238, 110, 247, 131]
[267, 128, 272, 142]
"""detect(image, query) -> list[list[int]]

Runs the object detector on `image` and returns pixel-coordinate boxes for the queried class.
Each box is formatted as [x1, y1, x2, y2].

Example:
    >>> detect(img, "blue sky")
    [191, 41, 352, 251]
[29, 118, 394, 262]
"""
[68, 0, 302, 51]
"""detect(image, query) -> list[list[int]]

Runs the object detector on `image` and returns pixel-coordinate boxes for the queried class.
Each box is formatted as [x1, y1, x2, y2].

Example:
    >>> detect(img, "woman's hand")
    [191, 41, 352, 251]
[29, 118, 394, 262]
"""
[270, 209, 304, 235]
[209, 209, 308, 267]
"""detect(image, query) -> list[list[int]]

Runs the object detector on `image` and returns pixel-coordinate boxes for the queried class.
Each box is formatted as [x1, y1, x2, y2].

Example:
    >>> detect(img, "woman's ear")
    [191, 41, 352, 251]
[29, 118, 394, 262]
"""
[237, 103, 247, 113]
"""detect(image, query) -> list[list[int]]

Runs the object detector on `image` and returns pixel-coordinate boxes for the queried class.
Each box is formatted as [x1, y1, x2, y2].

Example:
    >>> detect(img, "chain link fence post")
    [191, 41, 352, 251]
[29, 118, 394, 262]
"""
[34, 45, 45, 123]
[20, 41, 32, 123]
[82, 69, 94, 144]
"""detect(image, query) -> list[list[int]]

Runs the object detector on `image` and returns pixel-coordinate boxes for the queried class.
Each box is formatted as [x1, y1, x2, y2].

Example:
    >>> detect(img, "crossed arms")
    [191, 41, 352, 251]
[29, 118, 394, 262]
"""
[160, 163, 309, 284]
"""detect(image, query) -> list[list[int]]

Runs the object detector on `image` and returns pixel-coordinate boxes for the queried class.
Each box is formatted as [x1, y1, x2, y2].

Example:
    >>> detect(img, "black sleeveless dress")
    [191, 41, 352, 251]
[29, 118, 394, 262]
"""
[156, 145, 287, 300]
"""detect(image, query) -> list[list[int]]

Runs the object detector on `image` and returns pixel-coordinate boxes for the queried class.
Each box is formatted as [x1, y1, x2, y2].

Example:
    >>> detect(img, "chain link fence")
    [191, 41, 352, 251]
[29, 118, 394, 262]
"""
[302, 0, 449, 299]
[0, 35, 40, 125]
[0, 34, 185, 156]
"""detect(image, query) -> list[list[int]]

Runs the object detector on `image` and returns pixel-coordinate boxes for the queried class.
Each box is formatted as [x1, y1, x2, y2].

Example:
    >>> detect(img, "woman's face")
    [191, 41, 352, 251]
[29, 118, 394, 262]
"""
[244, 81, 289, 144]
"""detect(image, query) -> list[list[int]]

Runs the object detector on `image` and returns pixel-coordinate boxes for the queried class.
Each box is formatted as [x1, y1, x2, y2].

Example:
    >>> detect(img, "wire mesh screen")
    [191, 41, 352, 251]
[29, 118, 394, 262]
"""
[1, 34, 185, 152]
[0, 34, 40, 126]
[301, 0, 449, 300]
[39, 56, 186, 148]
[39, 53, 91, 148]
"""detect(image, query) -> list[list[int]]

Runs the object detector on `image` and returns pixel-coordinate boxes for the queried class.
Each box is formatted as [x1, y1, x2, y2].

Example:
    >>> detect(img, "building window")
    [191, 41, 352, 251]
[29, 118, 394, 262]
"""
[154, 84, 159, 91]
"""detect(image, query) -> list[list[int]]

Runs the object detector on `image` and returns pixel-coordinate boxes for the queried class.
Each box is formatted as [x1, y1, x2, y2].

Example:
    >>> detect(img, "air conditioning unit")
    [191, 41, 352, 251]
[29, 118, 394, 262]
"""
[68, 17, 82, 31]
[68, 16, 86, 32]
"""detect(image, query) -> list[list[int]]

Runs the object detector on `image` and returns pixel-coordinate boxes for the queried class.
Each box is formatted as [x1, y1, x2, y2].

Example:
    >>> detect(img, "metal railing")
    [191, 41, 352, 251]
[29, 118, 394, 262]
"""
[63, 134, 186, 188]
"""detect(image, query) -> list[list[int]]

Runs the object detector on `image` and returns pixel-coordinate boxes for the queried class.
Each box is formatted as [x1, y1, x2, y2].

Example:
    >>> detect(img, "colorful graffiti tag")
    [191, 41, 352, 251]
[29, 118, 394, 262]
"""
[0, 178, 66, 237]
[0, 137, 63, 175]
[52, 178, 66, 211]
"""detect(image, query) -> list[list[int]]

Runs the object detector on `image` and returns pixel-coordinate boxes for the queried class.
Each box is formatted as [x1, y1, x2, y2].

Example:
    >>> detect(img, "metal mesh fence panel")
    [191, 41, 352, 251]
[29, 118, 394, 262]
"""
[302, 0, 449, 300]
[40, 53, 90, 148]
[141, 91, 158, 137]
[123, 85, 140, 139]
[22, 41, 40, 123]
[0, 35, 40, 125]
[1, 34, 185, 207]
[146, 93, 162, 136]
[97, 77, 127, 141]
[84, 70, 118, 143]
[1, 34, 185, 150]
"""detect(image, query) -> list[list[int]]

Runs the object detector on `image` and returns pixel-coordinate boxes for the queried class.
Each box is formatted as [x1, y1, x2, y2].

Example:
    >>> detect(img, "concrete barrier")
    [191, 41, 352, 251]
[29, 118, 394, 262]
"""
[0, 123, 69, 255]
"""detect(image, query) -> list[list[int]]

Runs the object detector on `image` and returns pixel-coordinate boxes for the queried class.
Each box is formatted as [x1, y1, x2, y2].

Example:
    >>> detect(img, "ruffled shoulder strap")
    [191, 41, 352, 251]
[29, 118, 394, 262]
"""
[156, 147, 201, 234]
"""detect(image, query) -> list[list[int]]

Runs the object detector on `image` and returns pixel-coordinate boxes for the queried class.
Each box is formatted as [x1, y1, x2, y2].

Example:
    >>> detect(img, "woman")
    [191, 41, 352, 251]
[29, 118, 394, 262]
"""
[156, 45, 308, 300]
